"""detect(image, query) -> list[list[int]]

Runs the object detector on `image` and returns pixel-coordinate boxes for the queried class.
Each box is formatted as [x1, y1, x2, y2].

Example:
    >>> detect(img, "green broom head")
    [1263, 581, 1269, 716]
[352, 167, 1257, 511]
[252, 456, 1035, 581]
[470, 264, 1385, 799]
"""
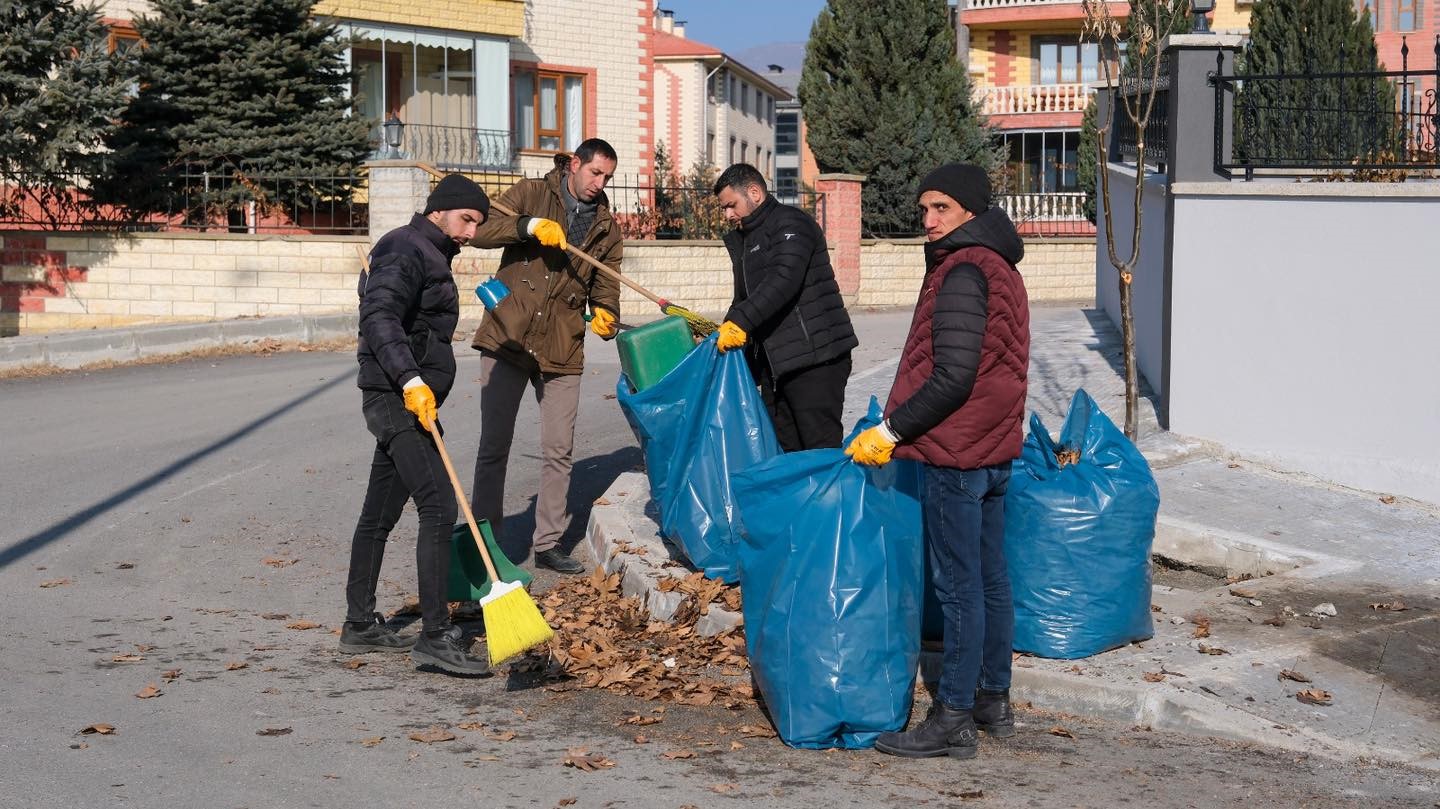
[658, 300, 718, 338]
[480, 579, 554, 666]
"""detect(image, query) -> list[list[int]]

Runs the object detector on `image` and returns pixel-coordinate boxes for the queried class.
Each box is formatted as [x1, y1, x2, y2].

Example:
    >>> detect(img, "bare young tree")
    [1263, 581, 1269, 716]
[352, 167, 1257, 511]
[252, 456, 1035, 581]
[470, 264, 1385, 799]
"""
[1081, 0, 1173, 440]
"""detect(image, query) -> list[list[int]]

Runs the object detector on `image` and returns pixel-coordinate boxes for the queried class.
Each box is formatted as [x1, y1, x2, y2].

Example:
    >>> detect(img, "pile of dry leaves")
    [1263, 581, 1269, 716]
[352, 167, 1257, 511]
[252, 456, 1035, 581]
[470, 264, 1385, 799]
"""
[517, 567, 753, 708]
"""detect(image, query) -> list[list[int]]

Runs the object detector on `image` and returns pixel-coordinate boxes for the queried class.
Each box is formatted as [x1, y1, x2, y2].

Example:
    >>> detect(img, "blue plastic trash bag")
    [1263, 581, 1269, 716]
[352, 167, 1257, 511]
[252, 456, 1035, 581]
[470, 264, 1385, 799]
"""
[616, 333, 781, 582]
[732, 400, 925, 749]
[1005, 389, 1160, 659]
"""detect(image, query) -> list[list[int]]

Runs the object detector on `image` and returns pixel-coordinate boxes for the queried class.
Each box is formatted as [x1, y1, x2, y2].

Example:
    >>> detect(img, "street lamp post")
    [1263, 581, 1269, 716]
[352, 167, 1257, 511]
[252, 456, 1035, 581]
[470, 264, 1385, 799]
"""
[1190, 0, 1215, 33]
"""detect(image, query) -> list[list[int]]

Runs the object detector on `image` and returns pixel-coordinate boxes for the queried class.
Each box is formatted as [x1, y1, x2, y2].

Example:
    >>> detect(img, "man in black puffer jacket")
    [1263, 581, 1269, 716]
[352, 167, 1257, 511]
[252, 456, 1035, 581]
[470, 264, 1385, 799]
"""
[341, 174, 490, 676]
[713, 163, 858, 451]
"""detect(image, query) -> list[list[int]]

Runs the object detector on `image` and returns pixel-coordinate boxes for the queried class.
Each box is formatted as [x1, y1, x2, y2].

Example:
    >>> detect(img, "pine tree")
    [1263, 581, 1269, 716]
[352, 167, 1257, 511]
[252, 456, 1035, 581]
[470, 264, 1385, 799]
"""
[98, 0, 370, 225]
[0, 0, 134, 226]
[1077, 99, 1099, 223]
[1237, 0, 1395, 165]
[799, 0, 995, 236]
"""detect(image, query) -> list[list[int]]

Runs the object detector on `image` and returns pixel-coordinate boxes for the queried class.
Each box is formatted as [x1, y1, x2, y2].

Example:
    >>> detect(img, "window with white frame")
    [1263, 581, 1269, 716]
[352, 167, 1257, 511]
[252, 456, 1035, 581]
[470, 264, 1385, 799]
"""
[513, 67, 585, 152]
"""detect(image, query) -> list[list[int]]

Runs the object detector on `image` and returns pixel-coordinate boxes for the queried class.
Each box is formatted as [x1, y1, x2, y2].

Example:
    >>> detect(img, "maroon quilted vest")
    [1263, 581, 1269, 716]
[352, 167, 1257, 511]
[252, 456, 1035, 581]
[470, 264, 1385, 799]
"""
[885, 244, 1030, 469]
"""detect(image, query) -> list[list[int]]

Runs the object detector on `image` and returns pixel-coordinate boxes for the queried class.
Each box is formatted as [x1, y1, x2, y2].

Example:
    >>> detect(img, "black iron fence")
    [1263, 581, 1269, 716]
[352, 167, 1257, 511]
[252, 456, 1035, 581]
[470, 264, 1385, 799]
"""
[0, 164, 368, 234]
[1213, 37, 1440, 179]
[1110, 59, 1172, 173]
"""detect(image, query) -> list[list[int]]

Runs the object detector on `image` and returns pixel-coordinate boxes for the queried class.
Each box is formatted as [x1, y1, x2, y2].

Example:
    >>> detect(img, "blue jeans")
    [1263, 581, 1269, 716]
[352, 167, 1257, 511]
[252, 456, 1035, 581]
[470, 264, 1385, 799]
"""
[923, 462, 1014, 710]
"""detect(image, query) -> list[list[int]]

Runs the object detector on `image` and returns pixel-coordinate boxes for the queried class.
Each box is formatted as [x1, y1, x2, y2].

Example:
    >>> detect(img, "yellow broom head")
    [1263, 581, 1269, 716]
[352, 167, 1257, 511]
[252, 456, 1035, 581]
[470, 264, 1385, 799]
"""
[660, 303, 718, 338]
[481, 579, 554, 666]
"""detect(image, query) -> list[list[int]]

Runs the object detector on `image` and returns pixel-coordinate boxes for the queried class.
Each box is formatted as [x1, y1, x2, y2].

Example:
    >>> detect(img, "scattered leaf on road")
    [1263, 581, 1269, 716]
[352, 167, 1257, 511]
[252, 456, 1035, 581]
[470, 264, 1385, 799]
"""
[485, 730, 517, 742]
[563, 747, 615, 771]
[1142, 672, 1166, 683]
[256, 727, 293, 736]
[557, 800, 577, 807]
[111, 653, 144, 663]
[1048, 726, 1075, 739]
[225, 661, 248, 671]
[161, 669, 182, 681]
[1369, 601, 1409, 612]
[1196, 643, 1229, 655]
[40, 578, 71, 589]
[593, 497, 612, 506]
[1379, 495, 1396, 505]
[261, 558, 298, 568]
[1278, 669, 1312, 683]
[79, 724, 115, 735]
[710, 783, 738, 794]
[1295, 689, 1333, 706]
[1228, 587, 1258, 599]
[633, 734, 649, 744]
[409, 726, 456, 744]
[621, 714, 662, 726]
[285, 620, 322, 630]
[662, 749, 697, 760]
[729, 740, 744, 751]
[343, 659, 366, 670]
[737, 724, 776, 738]
[360, 736, 384, 747]
[134, 684, 162, 699]
[457, 721, 486, 731]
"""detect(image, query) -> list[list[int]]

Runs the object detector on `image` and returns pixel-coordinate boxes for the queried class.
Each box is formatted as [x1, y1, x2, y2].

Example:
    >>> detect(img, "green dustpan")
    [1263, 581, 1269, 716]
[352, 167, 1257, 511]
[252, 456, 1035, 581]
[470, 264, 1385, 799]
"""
[446, 520, 532, 601]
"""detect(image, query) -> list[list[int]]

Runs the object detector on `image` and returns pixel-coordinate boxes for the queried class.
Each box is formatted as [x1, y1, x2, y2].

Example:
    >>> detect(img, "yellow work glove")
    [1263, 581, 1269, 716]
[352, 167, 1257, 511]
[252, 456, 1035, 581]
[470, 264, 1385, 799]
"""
[589, 308, 617, 338]
[402, 381, 438, 432]
[530, 218, 568, 251]
[716, 320, 747, 353]
[845, 423, 899, 467]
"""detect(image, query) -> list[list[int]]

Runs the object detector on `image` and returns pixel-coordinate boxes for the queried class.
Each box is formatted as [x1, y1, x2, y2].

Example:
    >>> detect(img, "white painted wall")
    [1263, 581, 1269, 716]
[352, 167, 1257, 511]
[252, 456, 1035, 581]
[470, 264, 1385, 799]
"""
[1166, 182, 1440, 504]
[1095, 164, 1169, 399]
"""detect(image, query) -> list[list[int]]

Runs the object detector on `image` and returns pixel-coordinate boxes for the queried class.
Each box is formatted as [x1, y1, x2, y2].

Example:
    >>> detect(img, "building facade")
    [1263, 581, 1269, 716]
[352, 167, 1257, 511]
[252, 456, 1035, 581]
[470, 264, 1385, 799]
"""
[650, 9, 789, 185]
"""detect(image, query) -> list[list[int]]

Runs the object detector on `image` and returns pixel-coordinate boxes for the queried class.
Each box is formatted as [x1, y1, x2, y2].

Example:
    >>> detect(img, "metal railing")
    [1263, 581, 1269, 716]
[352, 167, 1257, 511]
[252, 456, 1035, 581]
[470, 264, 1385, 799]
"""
[1213, 37, 1440, 179]
[977, 83, 1095, 116]
[374, 124, 515, 171]
[966, 0, 1087, 8]
[1110, 61, 1171, 172]
[0, 164, 368, 234]
[864, 193, 1095, 239]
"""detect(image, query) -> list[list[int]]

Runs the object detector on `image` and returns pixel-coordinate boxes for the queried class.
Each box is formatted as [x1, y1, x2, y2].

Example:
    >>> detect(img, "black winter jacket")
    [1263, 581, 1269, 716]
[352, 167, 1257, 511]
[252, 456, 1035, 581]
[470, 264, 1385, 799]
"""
[723, 196, 858, 379]
[356, 213, 461, 404]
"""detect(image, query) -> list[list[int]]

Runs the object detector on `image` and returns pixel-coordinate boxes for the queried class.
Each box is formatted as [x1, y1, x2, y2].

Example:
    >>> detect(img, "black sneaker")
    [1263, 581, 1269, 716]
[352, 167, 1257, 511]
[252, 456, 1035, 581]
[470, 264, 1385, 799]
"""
[973, 688, 1016, 738]
[338, 612, 415, 654]
[535, 548, 585, 575]
[410, 625, 491, 676]
[874, 703, 979, 759]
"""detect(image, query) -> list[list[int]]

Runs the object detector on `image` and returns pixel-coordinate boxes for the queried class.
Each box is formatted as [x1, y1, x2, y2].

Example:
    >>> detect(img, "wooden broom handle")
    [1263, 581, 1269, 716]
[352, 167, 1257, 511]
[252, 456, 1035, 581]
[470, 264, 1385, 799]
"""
[429, 423, 502, 584]
[412, 162, 666, 307]
[355, 244, 501, 584]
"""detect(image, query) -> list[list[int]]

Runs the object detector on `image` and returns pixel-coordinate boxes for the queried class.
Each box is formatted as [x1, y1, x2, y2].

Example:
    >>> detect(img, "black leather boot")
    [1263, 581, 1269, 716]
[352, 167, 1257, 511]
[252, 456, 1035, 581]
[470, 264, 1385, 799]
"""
[874, 703, 978, 759]
[973, 688, 1015, 738]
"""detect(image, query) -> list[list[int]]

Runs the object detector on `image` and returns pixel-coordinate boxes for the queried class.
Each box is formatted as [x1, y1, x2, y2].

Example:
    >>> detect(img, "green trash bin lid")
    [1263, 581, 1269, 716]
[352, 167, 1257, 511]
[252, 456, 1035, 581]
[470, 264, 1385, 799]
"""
[616, 315, 696, 392]
[447, 520, 532, 602]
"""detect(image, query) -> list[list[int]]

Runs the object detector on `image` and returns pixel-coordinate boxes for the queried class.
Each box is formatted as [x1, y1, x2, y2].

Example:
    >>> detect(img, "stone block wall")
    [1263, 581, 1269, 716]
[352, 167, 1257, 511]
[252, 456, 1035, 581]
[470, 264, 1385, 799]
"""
[856, 237, 1097, 310]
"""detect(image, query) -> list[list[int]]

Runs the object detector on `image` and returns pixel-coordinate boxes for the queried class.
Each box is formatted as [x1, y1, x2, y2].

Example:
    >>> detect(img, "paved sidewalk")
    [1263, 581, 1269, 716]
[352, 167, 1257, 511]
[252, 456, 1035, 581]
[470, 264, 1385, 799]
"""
[587, 306, 1440, 769]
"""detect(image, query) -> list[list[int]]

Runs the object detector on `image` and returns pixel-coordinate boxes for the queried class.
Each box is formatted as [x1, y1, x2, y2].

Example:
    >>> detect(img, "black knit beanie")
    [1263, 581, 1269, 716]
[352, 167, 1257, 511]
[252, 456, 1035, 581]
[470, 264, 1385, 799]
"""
[917, 163, 991, 214]
[424, 173, 490, 218]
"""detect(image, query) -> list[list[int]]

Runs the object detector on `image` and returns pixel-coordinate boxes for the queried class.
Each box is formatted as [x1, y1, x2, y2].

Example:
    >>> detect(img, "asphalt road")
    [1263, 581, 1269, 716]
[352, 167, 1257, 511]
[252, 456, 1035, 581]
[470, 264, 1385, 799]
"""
[1, 313, 1436, 808]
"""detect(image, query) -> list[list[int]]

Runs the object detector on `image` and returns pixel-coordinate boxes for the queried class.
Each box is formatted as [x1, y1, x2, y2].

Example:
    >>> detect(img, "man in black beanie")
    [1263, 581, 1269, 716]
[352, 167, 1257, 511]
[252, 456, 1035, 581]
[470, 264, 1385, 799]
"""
[848, 162, 1030, 759]
[340, 172, 491, 676]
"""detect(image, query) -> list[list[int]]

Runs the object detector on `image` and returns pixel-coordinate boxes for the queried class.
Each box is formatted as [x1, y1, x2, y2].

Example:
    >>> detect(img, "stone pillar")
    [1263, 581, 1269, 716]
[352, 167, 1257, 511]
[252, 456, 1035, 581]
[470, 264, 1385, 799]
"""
[365, 160, 431, 241]
[814, 173, 866, 297]
[1162, 34, 1245, 184]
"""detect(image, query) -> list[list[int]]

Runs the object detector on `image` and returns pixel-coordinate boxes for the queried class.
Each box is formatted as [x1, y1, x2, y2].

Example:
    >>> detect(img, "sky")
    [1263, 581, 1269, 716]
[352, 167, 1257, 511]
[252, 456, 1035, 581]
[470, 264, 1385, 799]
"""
[655, 0, 828, 66]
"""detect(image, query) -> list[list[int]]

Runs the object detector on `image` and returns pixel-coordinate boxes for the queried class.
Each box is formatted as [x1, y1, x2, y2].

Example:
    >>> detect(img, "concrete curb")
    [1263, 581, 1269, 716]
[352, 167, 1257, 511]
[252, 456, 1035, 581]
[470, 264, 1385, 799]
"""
[587, 470, 1440, 771]
[0, 313, 357, 371]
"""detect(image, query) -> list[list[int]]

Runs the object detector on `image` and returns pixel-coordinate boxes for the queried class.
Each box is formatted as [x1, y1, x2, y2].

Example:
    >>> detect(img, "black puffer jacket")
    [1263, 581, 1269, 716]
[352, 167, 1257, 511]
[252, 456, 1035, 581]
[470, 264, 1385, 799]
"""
[723, 195, 858, 379]
[356, 213, 461, 404]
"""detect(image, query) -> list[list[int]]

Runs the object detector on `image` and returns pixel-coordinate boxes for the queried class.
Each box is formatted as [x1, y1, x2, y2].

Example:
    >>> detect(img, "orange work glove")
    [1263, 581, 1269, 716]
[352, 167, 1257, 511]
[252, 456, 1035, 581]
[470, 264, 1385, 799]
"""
[845, 422, 900, 466]
[529, 218, 568, 251]
[716, 321, 747, 353]
[402, 380, 437, 432]
[589, 308, 618, 338]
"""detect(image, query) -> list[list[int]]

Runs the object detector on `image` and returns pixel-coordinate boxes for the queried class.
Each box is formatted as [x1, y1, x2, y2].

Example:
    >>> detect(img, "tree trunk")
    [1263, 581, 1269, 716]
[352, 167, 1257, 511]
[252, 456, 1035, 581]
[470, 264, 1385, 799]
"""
[1119, 271, 1139, 440]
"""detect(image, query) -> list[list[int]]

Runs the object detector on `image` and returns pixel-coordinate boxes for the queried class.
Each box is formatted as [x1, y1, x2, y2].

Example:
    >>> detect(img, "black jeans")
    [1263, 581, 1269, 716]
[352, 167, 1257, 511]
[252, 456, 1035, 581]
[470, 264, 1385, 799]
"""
[760, 351, 853, 452]
[345, 391, 457, 633]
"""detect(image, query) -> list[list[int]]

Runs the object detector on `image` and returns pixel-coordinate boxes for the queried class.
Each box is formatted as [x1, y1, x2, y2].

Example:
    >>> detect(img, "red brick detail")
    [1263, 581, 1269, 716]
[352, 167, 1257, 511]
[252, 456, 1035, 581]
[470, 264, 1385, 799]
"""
[0, 236, 91, 318]
[814, 176, 864, 296]
[988, 111, 1086, 130]
[636, 0, 657, 190]
[4, 235, 46, 251]
[961, 1, 1127, 26]
[993, 30, 1014, 86]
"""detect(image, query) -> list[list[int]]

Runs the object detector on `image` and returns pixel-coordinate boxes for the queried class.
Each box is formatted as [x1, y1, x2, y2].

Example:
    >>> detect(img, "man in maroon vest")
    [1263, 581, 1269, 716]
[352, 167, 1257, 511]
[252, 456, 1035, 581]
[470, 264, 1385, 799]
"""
[847, 163, 1030, 760]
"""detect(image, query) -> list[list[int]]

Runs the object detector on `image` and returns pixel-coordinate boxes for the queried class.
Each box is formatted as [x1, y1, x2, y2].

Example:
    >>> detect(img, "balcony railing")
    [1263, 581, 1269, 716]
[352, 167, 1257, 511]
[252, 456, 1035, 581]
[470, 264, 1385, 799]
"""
[998, 191, 1089, 222]
[977, 83, 1095, 116]
[372, 124, 515, 171]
